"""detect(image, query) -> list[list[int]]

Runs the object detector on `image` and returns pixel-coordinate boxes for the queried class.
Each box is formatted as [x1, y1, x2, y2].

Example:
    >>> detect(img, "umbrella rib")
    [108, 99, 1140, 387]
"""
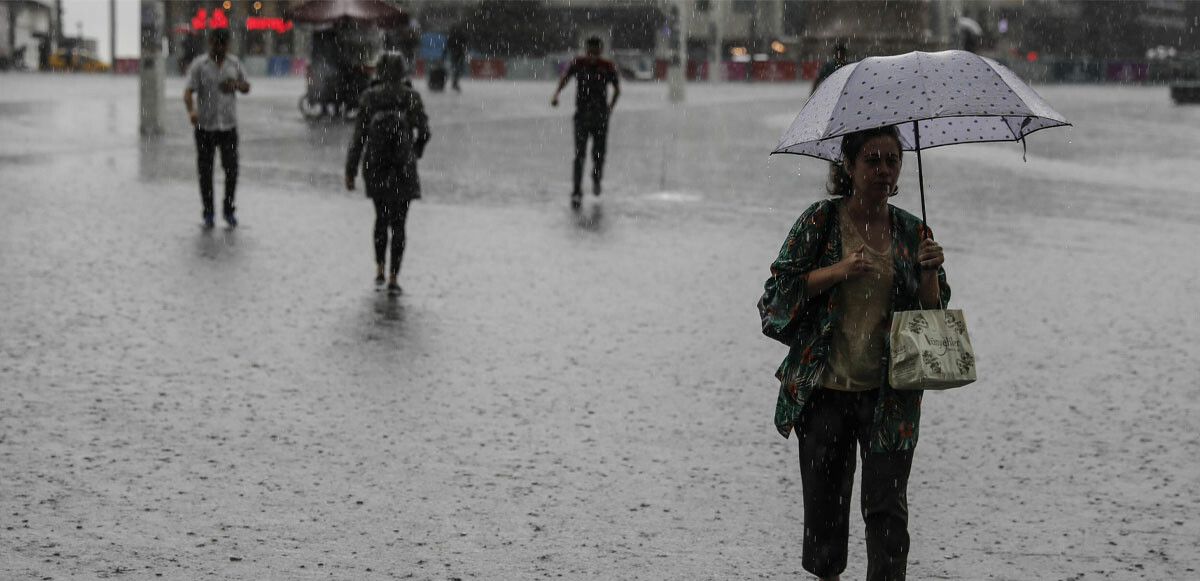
[914, 52, 933, 124]
[821, 65, 864, 141]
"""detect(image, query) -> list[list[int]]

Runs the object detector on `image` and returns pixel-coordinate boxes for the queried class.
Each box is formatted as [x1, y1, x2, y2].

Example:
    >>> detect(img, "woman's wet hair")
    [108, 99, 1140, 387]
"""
[826, 125, 903, 198]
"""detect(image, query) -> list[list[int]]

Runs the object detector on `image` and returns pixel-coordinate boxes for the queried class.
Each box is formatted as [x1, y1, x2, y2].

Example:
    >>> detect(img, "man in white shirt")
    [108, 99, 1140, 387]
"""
[184, 28, 250, 228]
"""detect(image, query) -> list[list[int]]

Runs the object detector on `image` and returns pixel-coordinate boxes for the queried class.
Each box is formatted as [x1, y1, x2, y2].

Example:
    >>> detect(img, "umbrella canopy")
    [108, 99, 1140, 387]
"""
[773, 50, 1069, 162]
[286, 0, 408, 27]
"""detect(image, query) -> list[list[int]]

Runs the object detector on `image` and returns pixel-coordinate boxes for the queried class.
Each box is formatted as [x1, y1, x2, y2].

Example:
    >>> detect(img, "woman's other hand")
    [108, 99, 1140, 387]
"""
[841, 244, 875, 279]
[918, 238, 944, 270]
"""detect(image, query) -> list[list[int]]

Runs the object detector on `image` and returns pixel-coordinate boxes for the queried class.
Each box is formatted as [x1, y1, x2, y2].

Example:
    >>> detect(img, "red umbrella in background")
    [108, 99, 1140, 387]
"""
[286, 0, 408, 27]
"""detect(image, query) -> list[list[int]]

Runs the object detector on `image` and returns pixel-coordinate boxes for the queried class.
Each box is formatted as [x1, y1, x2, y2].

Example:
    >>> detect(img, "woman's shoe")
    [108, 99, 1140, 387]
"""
[375, 274, 386, 286]
[387, 281, 402, 296]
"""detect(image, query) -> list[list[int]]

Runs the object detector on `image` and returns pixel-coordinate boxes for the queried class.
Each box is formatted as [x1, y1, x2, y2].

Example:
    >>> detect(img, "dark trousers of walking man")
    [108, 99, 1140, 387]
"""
[573, 115, 608, 197]
[194, 128, 238, 220]
[450, 55, 465, 91]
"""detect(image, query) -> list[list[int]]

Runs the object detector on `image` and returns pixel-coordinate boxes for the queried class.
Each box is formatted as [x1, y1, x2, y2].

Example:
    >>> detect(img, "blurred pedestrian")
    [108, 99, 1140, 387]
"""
[345, 52, 432, 296]
[757, 125, 950, 581]
[811, 42, 848, 95]
[551, 36, 621, 210]
[183, 28, 250, 229]
[392, 20, 420, 63]
[445, 22, 469, 92]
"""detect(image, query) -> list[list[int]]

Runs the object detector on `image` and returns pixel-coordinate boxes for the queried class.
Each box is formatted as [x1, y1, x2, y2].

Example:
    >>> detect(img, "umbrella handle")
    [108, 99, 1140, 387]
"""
[912, 120, 927, 227]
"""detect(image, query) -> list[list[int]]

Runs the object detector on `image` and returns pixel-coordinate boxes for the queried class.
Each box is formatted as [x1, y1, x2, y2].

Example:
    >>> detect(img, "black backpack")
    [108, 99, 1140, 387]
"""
[363, 104, 413, 184]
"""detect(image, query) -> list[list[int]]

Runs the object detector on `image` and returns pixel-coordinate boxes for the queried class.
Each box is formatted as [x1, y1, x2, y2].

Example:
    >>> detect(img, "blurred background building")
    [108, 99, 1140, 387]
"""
[7, 0, 1198, 83]
[1, 0, 53, 70]
[2, 0, 106, 71]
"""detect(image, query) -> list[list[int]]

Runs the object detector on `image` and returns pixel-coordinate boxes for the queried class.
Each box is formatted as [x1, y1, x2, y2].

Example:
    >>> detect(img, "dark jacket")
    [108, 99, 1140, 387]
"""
[346, 81, 431, 201]
[446, 25, 468, 61]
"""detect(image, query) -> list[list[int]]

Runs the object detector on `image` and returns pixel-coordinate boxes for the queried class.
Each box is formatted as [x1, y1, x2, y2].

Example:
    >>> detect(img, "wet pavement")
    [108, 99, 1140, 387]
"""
[2, 73, 1199, 580]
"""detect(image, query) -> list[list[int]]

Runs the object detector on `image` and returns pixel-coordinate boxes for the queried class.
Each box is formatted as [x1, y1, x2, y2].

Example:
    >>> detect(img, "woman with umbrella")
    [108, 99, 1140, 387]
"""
[759, 49, 1069, 581]
[759, 124, 948, 581]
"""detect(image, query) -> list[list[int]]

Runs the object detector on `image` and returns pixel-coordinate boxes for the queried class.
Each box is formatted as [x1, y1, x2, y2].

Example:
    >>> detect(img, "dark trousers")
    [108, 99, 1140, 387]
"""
[797, 388, 914, 581]
[572, 115, 608, 195]
[194, 128, 238, 217]
[373, 198, 411, 276]
[450, 56, 465, 89]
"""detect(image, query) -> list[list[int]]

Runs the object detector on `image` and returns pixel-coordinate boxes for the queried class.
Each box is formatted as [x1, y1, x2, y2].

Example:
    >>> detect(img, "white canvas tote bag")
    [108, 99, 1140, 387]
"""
[889, 309, 977, 390]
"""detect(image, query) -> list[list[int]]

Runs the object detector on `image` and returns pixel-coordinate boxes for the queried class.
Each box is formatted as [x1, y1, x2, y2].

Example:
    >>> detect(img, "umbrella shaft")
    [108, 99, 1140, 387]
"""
[913, 121, 927, 227]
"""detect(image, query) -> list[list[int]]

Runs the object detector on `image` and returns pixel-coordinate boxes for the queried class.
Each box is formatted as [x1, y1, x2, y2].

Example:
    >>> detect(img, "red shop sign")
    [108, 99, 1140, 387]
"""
[246, 17, 292, 33]
[191, 9, 291, 33]
[191, 8, 228, 29]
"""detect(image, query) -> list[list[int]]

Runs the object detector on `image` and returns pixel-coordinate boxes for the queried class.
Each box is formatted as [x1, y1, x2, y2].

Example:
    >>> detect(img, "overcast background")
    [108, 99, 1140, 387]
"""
[60, 0, 140, 62]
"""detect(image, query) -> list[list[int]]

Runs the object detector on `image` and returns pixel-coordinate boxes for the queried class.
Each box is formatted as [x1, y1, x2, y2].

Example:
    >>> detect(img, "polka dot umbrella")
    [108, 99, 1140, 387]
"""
[772, 50, 1071, 224]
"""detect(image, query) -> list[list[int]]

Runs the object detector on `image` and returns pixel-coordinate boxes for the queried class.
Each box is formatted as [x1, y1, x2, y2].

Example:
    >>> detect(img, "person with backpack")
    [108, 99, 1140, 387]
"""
[345, 52, 431, 296]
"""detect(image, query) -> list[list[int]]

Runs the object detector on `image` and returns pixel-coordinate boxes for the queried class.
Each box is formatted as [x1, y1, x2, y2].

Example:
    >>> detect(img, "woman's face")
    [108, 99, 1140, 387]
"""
[847, 135, 902, 201]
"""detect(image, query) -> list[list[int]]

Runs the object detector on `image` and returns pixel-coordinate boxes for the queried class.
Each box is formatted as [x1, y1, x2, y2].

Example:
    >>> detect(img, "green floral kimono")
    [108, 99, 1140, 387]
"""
[758, 198, 951, 452]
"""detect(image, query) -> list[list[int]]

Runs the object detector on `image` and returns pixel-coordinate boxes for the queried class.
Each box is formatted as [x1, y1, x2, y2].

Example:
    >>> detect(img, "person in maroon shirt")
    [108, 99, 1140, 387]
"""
[551, 37, 621, 209]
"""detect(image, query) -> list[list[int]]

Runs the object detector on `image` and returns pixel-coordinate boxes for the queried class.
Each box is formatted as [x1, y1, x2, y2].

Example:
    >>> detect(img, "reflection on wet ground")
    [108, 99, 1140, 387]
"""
[371, 291, 404, 324]
[194, 225, 241, 260]
[572, 201, 605, 233]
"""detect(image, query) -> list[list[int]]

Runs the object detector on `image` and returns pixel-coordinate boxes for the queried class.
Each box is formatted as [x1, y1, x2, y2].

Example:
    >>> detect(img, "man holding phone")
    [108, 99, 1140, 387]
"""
[184, 28, 250, 228]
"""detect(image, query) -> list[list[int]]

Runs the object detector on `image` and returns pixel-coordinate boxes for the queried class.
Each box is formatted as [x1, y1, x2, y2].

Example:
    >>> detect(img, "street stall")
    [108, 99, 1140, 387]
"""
[286, 0, 408, 120]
